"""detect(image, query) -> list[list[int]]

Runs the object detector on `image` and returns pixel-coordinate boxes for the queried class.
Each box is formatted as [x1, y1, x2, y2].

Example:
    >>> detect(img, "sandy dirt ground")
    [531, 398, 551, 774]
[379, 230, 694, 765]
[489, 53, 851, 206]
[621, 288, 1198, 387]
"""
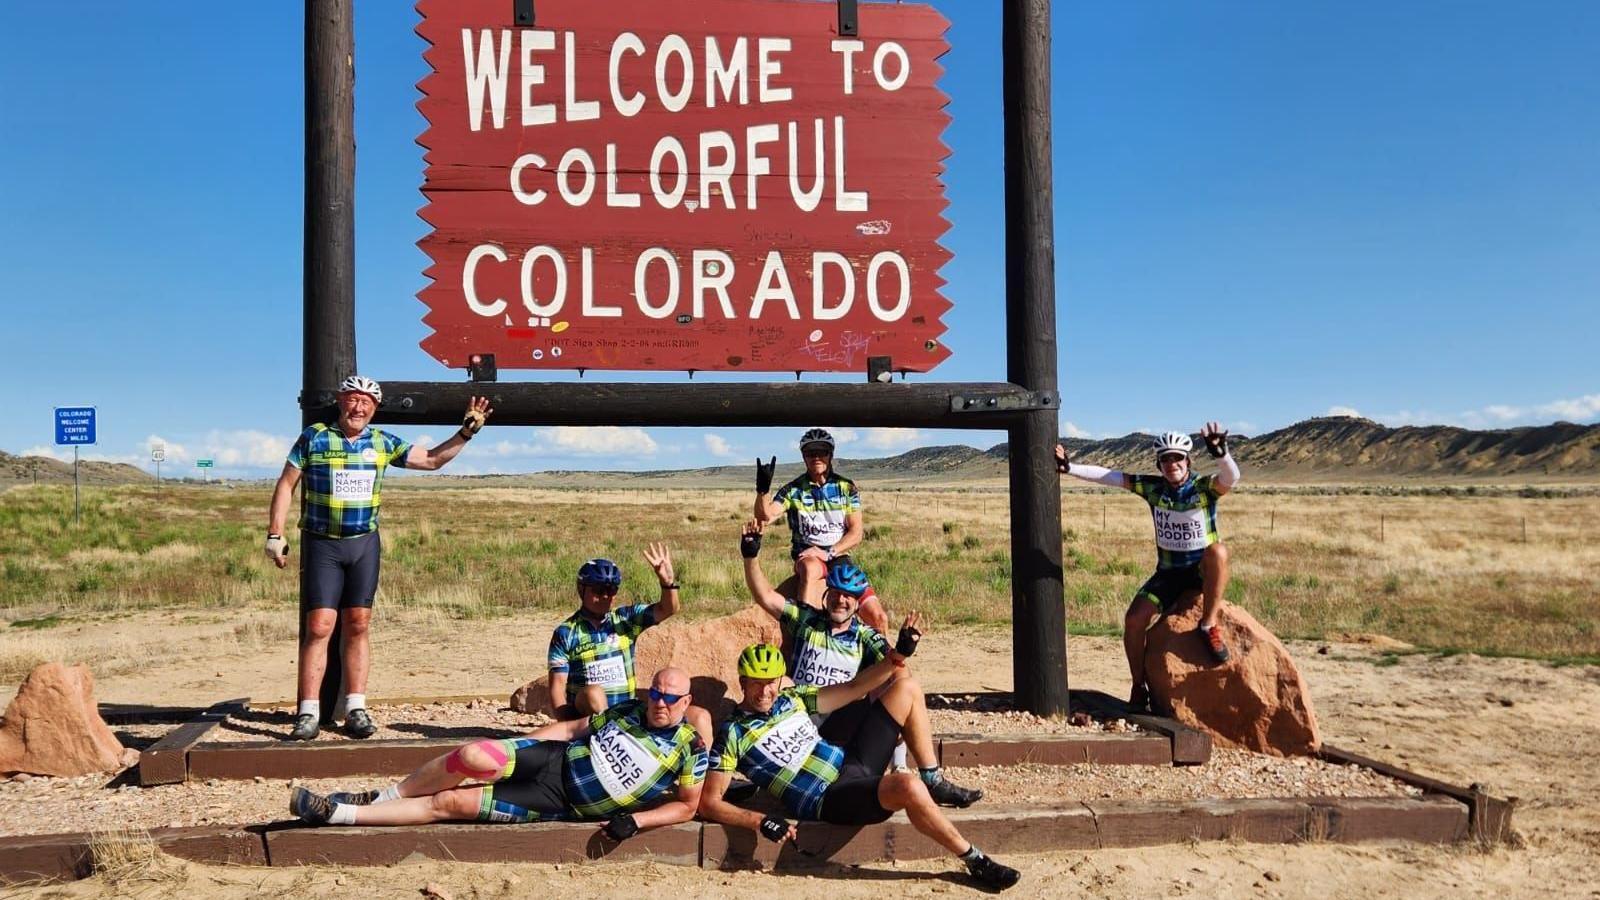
[3, 611, 1599, 898]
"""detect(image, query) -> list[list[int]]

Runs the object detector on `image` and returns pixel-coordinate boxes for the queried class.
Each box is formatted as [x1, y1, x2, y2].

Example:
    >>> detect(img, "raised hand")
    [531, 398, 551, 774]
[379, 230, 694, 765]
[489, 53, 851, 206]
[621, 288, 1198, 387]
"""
[740, 519, 764, 559]
[894, 610, 925, 657]
[643, 542, 675, 586]
[755, 456, 777, 494]
[460, 396, 494, 438]
[1200, 421, 1228, 459]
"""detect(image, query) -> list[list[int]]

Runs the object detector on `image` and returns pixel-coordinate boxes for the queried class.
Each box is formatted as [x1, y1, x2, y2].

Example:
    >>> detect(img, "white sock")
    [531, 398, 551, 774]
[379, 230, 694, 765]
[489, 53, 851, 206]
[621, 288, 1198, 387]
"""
[297, 700, 320, 718]
[374, 784, 402, 803]
[892, 742, 908, 770]
[328, 803, 358, 825]
[344, 693, 367, 712]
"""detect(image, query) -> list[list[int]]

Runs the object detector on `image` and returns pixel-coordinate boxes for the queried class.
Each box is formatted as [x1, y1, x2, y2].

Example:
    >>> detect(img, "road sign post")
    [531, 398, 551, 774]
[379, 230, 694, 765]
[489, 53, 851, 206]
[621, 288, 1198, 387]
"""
[196, 458, 214, 483]
[152, 443, 165, 487]
[54, 407, 96, 525]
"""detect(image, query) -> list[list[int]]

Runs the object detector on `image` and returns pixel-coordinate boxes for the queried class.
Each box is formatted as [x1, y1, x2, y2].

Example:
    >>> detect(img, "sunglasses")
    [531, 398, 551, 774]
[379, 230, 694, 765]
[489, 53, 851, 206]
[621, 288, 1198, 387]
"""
[586, 585, 620, 596]
[648, 687, 686, 704]
[1158, 454, 1187, 465]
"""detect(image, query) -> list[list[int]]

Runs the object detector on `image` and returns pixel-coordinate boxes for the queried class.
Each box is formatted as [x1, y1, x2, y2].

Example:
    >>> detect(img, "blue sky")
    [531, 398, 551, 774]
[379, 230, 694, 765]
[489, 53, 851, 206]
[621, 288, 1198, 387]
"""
[3, 1, 1596, 477]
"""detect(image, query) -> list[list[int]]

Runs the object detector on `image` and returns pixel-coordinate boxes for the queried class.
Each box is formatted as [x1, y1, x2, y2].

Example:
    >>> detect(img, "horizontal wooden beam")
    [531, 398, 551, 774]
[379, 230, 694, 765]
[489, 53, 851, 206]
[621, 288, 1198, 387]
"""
[368, 380, 1052, 429]
[138, 699, 248, 787]
[1071, 689, 1213, 766]
[1320, 744, 1515, 844]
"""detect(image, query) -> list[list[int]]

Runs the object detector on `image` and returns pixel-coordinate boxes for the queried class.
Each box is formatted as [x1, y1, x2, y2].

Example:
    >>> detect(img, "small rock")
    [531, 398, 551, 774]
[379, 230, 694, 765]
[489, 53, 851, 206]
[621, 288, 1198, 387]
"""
[1264, 871, 1281, 882]
[120, 748, 141, 767]
[1498, 698, 1514, 708]
[11, 773, 32, 783]
[1317, 646, 1329, 655]
[254, 776, 265, 783]
[421, 883, 452, 900]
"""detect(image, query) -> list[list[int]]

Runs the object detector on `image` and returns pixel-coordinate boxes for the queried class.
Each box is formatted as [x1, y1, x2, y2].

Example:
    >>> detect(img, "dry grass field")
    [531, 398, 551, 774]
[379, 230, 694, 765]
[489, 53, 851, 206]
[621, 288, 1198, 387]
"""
[1, 480, 1596, 684]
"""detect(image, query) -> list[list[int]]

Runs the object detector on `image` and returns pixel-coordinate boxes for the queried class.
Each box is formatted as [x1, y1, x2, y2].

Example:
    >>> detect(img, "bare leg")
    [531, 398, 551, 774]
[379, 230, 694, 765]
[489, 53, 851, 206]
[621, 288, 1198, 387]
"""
[395, 739, 507, 798]
[574, 685, 608, 716]
[340, 606, 372, 695]
[355, 785, 484, 826]
[875, 675, 938, 769]
[1123, 598, 1160, 691]
[857, 594, 890, 635]
[1198, 542, 1230, 629]
[796, 556, 828, 610]
[878, 773, 967, 854]
[297, 609, 337, 701]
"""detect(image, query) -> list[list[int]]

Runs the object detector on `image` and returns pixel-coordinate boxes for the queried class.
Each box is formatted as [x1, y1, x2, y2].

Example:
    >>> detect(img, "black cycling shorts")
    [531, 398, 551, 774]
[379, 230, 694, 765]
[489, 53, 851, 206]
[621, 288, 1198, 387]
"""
[482, 740, 570, 822]
[816, 699, 900, 825]
[300, 531, 381, 612]
[1134, 565, 1204, 612]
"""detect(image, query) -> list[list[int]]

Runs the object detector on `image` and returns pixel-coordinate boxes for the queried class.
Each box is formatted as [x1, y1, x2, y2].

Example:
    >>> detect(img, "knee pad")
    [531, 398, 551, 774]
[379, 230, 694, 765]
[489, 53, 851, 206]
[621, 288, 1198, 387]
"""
[445, 739, 510, 781]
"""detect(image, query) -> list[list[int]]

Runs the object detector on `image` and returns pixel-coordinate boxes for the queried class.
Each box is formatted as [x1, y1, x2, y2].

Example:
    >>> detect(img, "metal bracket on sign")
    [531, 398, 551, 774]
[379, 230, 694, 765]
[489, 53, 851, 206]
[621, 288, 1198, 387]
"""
[949, 391, 1058, 413]
[867, 355, 893, 383]
[468, 353, 498, 382]
[298, 390, 339, 411]
[838, 0, 858, 37]
[513, 0, 535, 26]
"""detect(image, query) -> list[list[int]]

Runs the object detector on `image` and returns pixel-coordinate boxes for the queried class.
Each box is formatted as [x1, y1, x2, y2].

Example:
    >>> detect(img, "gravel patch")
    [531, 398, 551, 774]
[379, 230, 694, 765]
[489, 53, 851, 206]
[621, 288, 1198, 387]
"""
[206, 701, 554, 743]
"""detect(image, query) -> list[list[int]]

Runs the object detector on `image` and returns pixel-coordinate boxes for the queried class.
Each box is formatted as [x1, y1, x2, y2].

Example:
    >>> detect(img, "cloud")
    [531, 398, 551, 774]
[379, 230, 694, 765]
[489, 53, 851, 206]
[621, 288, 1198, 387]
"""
[1058, 420, 1090, 439]
[1326, 406, 1363, 418]
[703, 434, 736, 457]
[199, 429, 295, 469]
[20, 445, 72, 462]
[860, 428, 927, 451]
[145, 434, 189, 464]
[543, 426, 658, 456]
[827, 428, 859, 445]
[1367, 392, 1600, 430]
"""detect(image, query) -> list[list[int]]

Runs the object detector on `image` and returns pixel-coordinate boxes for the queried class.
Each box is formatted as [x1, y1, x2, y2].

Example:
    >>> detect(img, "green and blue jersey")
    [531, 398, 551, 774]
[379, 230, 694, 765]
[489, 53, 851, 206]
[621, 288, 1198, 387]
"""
[780, 600, 886, 687]
[286, 423, 412, 539]
[548, 603, 658, 708]
[713, 686, 844, 820]
[1128, 474, 1222, 569]
[773, 472, 861, 555]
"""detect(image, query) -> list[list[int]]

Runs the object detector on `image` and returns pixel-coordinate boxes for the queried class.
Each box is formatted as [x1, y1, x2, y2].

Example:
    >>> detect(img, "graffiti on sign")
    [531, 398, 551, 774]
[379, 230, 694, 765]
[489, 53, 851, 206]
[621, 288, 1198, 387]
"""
[416, 0, 953, 373]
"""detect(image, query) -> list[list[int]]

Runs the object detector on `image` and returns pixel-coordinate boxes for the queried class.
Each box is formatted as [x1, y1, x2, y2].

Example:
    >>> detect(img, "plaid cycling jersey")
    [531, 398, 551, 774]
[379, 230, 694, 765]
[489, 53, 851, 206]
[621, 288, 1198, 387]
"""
[1128, 474, 1222, 569]
[772, 472, 861, 555]
[780, 600, 887, 687]
[713, 686, 843, 820]
[286, 423, 412, 539]
[548, 603, 658, 708]
[564, 700, 707, 818]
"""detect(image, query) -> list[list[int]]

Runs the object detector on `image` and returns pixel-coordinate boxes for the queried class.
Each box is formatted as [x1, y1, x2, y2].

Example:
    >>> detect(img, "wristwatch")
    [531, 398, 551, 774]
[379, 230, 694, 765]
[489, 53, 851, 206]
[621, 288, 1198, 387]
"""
[663, 582, 680, 590]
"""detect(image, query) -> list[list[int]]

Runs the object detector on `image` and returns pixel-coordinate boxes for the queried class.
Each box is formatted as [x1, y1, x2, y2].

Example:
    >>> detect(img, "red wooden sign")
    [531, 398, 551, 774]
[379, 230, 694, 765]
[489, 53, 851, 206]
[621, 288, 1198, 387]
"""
[415, 0, 953, 373]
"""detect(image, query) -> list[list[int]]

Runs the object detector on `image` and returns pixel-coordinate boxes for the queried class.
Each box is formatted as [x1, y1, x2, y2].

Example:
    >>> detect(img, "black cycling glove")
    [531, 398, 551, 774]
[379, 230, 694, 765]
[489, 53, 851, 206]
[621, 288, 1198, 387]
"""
[755, 456, 777, 494]
[740, 531, 763, 559]
[759, 814, 791, 842]
[895, 623, 922, 657]
[604, 813, 640, 841]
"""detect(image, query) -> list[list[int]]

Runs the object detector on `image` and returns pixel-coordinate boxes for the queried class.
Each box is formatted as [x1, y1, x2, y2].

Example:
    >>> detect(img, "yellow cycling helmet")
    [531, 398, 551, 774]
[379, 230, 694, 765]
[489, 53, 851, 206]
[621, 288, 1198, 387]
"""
[737, 643, 786, 679]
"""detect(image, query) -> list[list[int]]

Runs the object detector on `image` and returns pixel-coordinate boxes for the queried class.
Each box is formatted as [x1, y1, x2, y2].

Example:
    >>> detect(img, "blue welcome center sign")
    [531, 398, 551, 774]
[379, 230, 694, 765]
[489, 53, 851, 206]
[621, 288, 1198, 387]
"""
[55, 407, 97, 445]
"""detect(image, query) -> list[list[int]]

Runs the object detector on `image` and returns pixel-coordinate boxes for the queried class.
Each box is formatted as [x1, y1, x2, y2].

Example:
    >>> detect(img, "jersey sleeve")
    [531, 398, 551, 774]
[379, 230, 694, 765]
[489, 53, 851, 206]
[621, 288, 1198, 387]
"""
[380, 430, 414, 469]
[843, 478, 862, 512]
[793, 685, 821, 715]
[679, 732, 710, 786]
[285, 427, 315, 470]
[773, 480, 801, 510]
[777, 600, 806, 635]
[1128, 474, 1161, 503]
[547, 624, 573, 674]
[1195, 474, 1220, 498]
[860, 625, 889, 665]
[711, 722, 742, 773]
[615, 602, 659, 638]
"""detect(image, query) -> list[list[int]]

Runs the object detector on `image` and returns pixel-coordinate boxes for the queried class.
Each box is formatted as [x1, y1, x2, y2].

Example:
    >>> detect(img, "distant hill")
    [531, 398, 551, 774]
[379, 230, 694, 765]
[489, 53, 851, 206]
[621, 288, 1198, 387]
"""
[4, 416, 1597, 489]
[0, 450, 152, 486]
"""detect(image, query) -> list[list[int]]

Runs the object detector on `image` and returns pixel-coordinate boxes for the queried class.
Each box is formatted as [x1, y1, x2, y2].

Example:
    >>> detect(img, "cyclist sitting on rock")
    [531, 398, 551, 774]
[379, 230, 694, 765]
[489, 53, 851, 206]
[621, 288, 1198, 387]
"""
[739, 520, 982, 807]
[697, 642, 1020, 892]
[546, 545, 711, 745]
[1057, 422, 1240, 711]
[753, 429, 885, 630]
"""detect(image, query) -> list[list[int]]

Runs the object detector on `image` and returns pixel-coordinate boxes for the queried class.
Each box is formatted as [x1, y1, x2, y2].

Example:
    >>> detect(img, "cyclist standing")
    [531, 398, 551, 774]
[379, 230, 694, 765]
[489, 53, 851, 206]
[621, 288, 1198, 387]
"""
[265, 376, 491, 740]
[1057, 422, 1239, 710]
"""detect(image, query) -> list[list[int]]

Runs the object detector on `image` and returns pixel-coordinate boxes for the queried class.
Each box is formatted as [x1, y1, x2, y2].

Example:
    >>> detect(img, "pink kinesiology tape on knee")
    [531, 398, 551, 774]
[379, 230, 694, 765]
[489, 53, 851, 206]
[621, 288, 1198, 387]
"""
[445, 740, 507, 780]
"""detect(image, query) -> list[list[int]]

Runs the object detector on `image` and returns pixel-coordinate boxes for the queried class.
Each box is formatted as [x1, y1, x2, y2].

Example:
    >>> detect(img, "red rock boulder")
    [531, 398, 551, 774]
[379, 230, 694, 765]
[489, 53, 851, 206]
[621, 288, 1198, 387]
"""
[0, 663, 127, 776]
[511, 608, 783, 717]
[1144, 593, 1321, 756]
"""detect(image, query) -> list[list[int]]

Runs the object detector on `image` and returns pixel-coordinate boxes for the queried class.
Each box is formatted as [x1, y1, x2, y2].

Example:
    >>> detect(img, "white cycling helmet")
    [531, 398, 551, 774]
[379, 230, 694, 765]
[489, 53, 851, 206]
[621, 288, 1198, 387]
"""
[1153, 431, 1192, 458]
[799, 428, 835, 453]
[337, 375, 383, 403]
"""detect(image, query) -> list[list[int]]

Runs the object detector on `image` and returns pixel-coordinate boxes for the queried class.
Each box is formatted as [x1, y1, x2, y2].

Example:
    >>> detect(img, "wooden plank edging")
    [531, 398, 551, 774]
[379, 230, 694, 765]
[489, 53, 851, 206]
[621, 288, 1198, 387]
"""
[137, 698, 249, 787]
[1319, 744, 1515, 844]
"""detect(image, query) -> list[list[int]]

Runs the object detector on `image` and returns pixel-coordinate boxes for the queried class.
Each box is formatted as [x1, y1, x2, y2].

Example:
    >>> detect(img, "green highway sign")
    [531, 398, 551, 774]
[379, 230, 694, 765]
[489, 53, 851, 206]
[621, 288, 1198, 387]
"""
[195, 459, 214, 468]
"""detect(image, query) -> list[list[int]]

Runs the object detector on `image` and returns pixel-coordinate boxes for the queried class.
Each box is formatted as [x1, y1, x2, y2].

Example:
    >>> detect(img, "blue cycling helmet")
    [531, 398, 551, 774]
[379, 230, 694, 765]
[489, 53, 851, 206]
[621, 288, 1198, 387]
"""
[577, 558, 623, 588]
[825, 560, 871, 596]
